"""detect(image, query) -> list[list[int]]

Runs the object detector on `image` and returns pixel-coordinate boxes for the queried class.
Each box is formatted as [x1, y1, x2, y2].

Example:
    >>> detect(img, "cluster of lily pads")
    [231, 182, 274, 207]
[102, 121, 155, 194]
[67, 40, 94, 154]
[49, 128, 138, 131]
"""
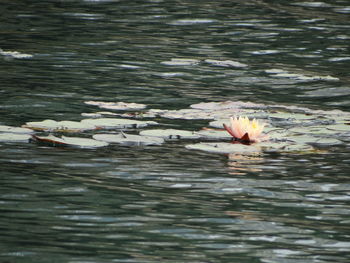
[0, 100, 349, 155]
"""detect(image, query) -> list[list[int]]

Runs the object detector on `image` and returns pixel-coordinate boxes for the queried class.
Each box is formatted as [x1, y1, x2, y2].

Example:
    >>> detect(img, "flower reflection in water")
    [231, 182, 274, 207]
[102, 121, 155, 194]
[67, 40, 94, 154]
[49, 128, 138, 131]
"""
[227, 152, 264, 175]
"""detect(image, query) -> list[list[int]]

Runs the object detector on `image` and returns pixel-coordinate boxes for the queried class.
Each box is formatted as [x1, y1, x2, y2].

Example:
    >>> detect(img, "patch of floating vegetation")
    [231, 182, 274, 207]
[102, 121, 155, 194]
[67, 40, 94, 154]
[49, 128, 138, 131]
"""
[84, 101, 147, 111]
[159, 58, 248, 68]
[93, 132, 164, 146]
[204, 59, 248, 68]
[80, 118, 158, 129]
[23, 120, 97, 132]
[0, 100, 348, 152]
[139, 129, 201, 140]
[0, 133, 32, 143]
[32, 135, 109, 148]
[265, 68, 339, 81]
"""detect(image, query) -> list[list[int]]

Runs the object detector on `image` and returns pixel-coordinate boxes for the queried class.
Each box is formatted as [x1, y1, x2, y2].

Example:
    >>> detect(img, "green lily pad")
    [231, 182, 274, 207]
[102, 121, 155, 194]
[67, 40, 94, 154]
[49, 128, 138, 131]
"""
[326, 123, 350, 132]
[204, 59, 248, 68]
[23, 120, 97, 132]
[190, 101, 265, 110]
[81, 118, 158, 129]
[186, 142, 260, 154]
[32, 135, 108, 148]
[160, 58, 200, 66]
[209, 120, 226, 129]
[93, 132, 164, 146]
[288, 135, 320, 144]
[286, 135, 342, 147]
[84, 101, 147, 111]
[159, 109, 213, 120]
[196, 129, 232, 140]
[139, 129, 201, 140]
[268, 112, 314, 121]
[0, 133, 32, 142]
[259, 141, 314, 153]
[0, 125, 34, 134]
[313, 138, 343, 146]
[288, 126, 335, 135]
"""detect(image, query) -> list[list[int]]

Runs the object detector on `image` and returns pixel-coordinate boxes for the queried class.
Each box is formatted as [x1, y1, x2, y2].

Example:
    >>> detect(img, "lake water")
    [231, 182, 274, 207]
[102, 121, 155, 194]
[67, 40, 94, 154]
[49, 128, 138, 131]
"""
[1, 1, 350, 262]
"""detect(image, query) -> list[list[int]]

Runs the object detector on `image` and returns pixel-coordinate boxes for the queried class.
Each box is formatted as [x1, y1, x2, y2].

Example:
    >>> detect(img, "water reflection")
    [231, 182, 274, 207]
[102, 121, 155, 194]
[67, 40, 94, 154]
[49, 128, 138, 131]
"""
[1, 0, 350, 262]
[227, 153, 264, 175]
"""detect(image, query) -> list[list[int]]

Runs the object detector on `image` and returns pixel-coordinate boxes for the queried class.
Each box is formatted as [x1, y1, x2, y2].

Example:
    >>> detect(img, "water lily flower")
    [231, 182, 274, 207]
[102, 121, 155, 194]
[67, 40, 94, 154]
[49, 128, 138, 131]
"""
[224, 116, 267, 143]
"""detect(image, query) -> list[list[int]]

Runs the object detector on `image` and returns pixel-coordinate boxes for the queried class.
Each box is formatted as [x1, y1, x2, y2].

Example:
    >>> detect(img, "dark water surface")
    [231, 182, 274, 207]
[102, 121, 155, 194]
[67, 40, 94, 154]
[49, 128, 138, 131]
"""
[1, 1, 350, 262]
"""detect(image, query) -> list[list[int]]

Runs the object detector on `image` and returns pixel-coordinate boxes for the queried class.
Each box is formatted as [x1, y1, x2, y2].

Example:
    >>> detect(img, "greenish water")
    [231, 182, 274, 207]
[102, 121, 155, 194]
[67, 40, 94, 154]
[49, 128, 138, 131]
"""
[1, 1, 349, 263]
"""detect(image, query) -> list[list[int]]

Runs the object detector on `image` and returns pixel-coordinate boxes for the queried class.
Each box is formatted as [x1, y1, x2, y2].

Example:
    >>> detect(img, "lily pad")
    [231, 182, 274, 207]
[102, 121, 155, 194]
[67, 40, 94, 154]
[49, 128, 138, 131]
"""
[209, 119, 227, 129]
[160, 58, 200, 66]
[288, 135, 321, 144]
[259, 141, 314, 153]
[204, 59, 248, 68]
[84, 101, 147, 111]
[190, 101, 265, 110]
[23, 120, 97, 132]
[186, 142, 260, 154]
[326, 123, 350, 132]
[81, 118, 158, 129]
[313, 138, 343, 147]
[160, 109, 214, 120]
[266, 68, 339, 82]
[0, 133, 32, 142]
[196, 129, 232, 140]
[93, 132, 164, 146]
[139, 129, 201, 140]
[32, 135, 108, 148]
[0, 125, 34, 134]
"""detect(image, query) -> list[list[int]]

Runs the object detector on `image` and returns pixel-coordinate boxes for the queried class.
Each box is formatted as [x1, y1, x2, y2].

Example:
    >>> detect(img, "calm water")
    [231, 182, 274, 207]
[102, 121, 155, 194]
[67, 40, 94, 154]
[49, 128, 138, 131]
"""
[1, 1, 350, 262]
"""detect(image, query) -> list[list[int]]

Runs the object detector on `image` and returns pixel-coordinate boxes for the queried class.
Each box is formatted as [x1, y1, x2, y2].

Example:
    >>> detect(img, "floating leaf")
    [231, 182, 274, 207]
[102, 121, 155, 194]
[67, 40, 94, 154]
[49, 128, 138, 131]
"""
[326, 123, 350, 132]
[0, 125, 34, 134]
[266, 68, 339, 82]
[81, 118, 158, 129]
[288, 135, 320, 145]
[84, 101, 147, 111]
[159, 109, 214, 120]
[259, 141, 314, 153]
[196, 129, 232, 140]
[204, 59, 248, 68]
[186, 142, 260, 154]
[209, 119, 227, 128]
[160, 58, 200, 66]
[23, 120, 97, 132]
[0, 133, 32, 142]
[139, 129, 201, 140]
[313, 138, 343, 147]
[288, 126, 335, 135]
[93, 132, 164, 146]
[32, 135, 108, 148]
[190, 101, 265, 110]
